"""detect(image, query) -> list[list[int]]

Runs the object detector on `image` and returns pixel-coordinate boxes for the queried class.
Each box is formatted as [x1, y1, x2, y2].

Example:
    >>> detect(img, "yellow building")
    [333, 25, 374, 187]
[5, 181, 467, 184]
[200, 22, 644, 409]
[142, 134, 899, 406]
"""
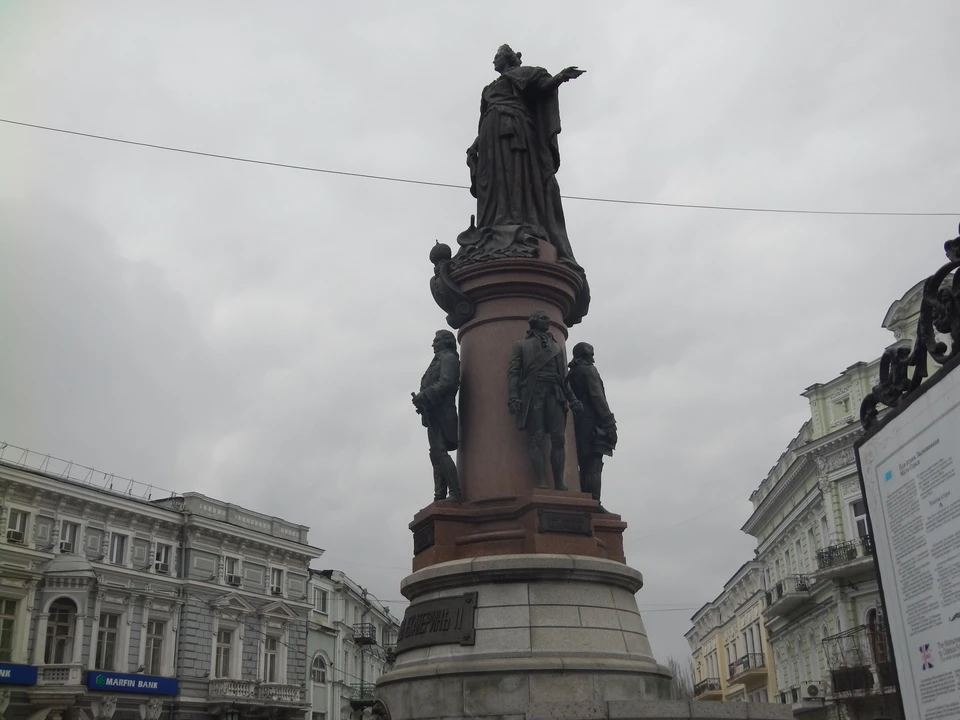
[686, 561, 775, 704]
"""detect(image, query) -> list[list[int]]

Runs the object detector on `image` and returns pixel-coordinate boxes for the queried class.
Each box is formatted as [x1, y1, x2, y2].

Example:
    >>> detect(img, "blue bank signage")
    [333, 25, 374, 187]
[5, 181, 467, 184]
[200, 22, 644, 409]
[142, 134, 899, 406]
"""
[0, 663, 38, 686]
[87, 671, 179, 696]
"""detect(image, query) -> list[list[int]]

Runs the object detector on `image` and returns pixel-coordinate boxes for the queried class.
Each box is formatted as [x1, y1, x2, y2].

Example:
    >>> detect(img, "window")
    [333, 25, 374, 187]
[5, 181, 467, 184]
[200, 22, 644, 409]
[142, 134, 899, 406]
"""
[851, 500, 868, 538]
[109, 534, 127, 565]
[44, 599, 77, 664]
[263, 637, 279, 683]
[795, 539, 803, 573]
[95, 613, 121, 670]
[0, 599, 16, 662]
[60, 521, 79, 553]
[215, 629, 233, 678]
[145, 620, 164, 675]
[270, 568, 284, 595]
[155, 545, 171, 574]
[314, 588, 328, 614]
[6, 509, 27, 543]
[311, 655, 327, 684]
[806, 529, 816, 570]
[784, 549, 791, 575]
[820, 516, 830, 547]
[225, 557, 241, 585]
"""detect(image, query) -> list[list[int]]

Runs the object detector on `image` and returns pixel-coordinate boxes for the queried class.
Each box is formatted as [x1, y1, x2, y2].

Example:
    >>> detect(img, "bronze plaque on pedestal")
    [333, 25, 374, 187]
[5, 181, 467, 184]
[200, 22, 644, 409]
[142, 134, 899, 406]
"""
[413, 523, 434, 555]
[539, 509, 592, 535]
[395, 592, 477, 653]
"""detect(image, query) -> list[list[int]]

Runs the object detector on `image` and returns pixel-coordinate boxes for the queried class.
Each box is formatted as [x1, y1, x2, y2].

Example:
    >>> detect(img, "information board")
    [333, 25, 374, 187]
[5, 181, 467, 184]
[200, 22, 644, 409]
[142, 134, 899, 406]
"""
[858, 363, 960, 720]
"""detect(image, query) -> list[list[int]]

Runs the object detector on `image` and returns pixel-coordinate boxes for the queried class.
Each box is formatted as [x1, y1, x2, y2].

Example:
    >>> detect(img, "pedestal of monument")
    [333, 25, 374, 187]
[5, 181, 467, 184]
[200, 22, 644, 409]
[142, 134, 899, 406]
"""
[375, 248, 684, 720]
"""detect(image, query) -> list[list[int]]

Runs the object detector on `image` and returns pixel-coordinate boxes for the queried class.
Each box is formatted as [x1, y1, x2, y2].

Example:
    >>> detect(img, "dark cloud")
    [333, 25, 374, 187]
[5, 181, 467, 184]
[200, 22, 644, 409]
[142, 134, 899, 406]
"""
[1, 0, 957, 660]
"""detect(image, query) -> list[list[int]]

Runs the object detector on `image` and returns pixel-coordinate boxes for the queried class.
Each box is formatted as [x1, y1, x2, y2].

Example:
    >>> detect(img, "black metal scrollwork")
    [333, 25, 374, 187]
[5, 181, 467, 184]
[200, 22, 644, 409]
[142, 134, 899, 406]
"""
[861, 224, 960, 429]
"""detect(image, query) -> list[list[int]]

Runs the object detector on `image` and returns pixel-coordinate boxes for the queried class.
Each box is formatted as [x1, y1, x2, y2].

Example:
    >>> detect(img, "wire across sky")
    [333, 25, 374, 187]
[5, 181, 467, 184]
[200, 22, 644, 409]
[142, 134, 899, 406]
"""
[1, 117, 954, 218]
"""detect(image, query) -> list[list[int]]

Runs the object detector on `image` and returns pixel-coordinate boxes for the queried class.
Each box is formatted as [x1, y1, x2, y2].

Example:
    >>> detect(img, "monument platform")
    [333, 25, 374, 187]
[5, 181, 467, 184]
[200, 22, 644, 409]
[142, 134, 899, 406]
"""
[410, 490, 627, 571]
[377, 555, 670, 717]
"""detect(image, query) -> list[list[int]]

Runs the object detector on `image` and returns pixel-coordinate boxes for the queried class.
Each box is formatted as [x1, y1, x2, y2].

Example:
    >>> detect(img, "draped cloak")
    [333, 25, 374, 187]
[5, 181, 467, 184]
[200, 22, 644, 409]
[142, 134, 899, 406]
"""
[465, 66, 579, 267]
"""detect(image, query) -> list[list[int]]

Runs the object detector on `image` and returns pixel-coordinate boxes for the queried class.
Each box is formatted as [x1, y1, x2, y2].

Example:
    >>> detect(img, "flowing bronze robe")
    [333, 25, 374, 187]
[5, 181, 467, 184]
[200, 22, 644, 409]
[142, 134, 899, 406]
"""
[466, 66, 578, 266]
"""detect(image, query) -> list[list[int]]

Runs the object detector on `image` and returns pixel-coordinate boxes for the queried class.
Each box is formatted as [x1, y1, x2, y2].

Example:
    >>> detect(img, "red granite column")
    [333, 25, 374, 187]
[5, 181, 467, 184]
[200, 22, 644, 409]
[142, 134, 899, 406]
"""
[452, 246, 583, 501]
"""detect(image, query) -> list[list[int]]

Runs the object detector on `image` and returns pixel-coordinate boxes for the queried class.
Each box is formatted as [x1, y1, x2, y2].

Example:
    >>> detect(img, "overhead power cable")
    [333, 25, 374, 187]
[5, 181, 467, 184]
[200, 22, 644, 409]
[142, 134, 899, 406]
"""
[1, 117, 954, 217]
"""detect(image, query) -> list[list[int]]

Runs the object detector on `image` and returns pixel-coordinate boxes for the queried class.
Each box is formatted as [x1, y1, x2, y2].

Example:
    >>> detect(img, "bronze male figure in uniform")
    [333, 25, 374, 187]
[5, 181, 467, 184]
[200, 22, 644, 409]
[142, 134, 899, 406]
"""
[412, 330, 462, 502]
[507, 310, 581, 490]
[567, 342, 618, 507]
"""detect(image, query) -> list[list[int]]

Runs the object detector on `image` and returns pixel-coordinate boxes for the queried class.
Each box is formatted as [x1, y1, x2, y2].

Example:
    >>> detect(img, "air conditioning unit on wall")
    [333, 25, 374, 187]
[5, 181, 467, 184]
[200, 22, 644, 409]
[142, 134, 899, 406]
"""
[6, 529, 24, 544]
[802, 682, 822, 700]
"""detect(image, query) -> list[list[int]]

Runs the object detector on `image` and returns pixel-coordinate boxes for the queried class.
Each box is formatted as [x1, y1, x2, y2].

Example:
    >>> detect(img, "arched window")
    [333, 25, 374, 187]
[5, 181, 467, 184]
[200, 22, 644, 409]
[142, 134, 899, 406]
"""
[45, 598, 77, 664]
[311, 655, 326, 684]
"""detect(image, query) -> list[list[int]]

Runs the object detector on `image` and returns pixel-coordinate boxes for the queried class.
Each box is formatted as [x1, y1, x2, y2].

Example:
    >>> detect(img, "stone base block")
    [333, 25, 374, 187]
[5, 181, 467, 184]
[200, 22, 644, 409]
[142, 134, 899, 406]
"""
[410, 490, 627, 571]
[377, 554, 691, 720]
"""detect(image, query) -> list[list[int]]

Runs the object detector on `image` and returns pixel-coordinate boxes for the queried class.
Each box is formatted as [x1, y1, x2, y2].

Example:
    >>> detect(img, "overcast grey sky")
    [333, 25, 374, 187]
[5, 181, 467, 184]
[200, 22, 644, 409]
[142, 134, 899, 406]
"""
[1, 1, 957, 662]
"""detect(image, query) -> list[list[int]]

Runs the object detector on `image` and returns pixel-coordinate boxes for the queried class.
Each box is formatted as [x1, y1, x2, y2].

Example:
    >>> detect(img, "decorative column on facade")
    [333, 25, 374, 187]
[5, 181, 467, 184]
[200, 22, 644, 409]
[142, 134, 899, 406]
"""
[72, 596, 88, 666]
[813, 455, 839, 544]
[0, 490, 7, 540]
[280, 621, 290, 684]
[167, 602, 181, 677]
[236, 613, 246, 679]
[15, 580, 37, 665]
[209, 609, 221, 676]
[88, 593, 104, 670]
[30, 492, 42, 547]
[257, 616, 267, 681]
[0, 688, 10, 720]
[137, 597, 151, 670]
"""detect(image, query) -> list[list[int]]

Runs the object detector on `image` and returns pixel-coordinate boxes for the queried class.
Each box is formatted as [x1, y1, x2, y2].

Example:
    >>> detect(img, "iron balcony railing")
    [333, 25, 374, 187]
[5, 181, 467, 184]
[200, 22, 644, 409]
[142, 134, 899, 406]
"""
[822, 623, 894, 695]
[693, 678, 721, 697]
[352, 623, 377, 644]
[765, 574, 811, 605]
[817, 535, 874, 570]
[350, 683, 376, 701]
[728, 652, 765, 679]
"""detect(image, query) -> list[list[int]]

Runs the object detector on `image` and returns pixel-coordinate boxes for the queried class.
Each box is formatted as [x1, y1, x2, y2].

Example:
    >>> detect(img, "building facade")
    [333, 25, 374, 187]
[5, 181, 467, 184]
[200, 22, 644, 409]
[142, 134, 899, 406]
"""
[686, 562, 775, 705]
[0, 448, 322, 720]
[305, 571, 398, 720]
[688, 279, 929, 719]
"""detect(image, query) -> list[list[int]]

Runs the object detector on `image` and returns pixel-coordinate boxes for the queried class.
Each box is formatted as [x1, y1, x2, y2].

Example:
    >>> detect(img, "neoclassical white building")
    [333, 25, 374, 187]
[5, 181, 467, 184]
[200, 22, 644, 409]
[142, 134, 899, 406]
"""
[305, 570, 398, 720]
[0, 445, 323, 720]
[689, 278, 931, 719]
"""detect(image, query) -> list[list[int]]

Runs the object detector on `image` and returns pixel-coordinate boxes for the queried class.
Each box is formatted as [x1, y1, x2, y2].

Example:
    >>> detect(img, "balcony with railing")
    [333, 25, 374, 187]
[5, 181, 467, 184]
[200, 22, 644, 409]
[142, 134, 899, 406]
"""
[815, 535, 874, 579]
[763, 575, 812, 618]
[352, 623, 377, 645]
[349, 683, 377, 709]
[208, 680, 304, 705]
[728, 653, 766, 690]
[693, 678, 722, 700]
[822, 624, 898, 699]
